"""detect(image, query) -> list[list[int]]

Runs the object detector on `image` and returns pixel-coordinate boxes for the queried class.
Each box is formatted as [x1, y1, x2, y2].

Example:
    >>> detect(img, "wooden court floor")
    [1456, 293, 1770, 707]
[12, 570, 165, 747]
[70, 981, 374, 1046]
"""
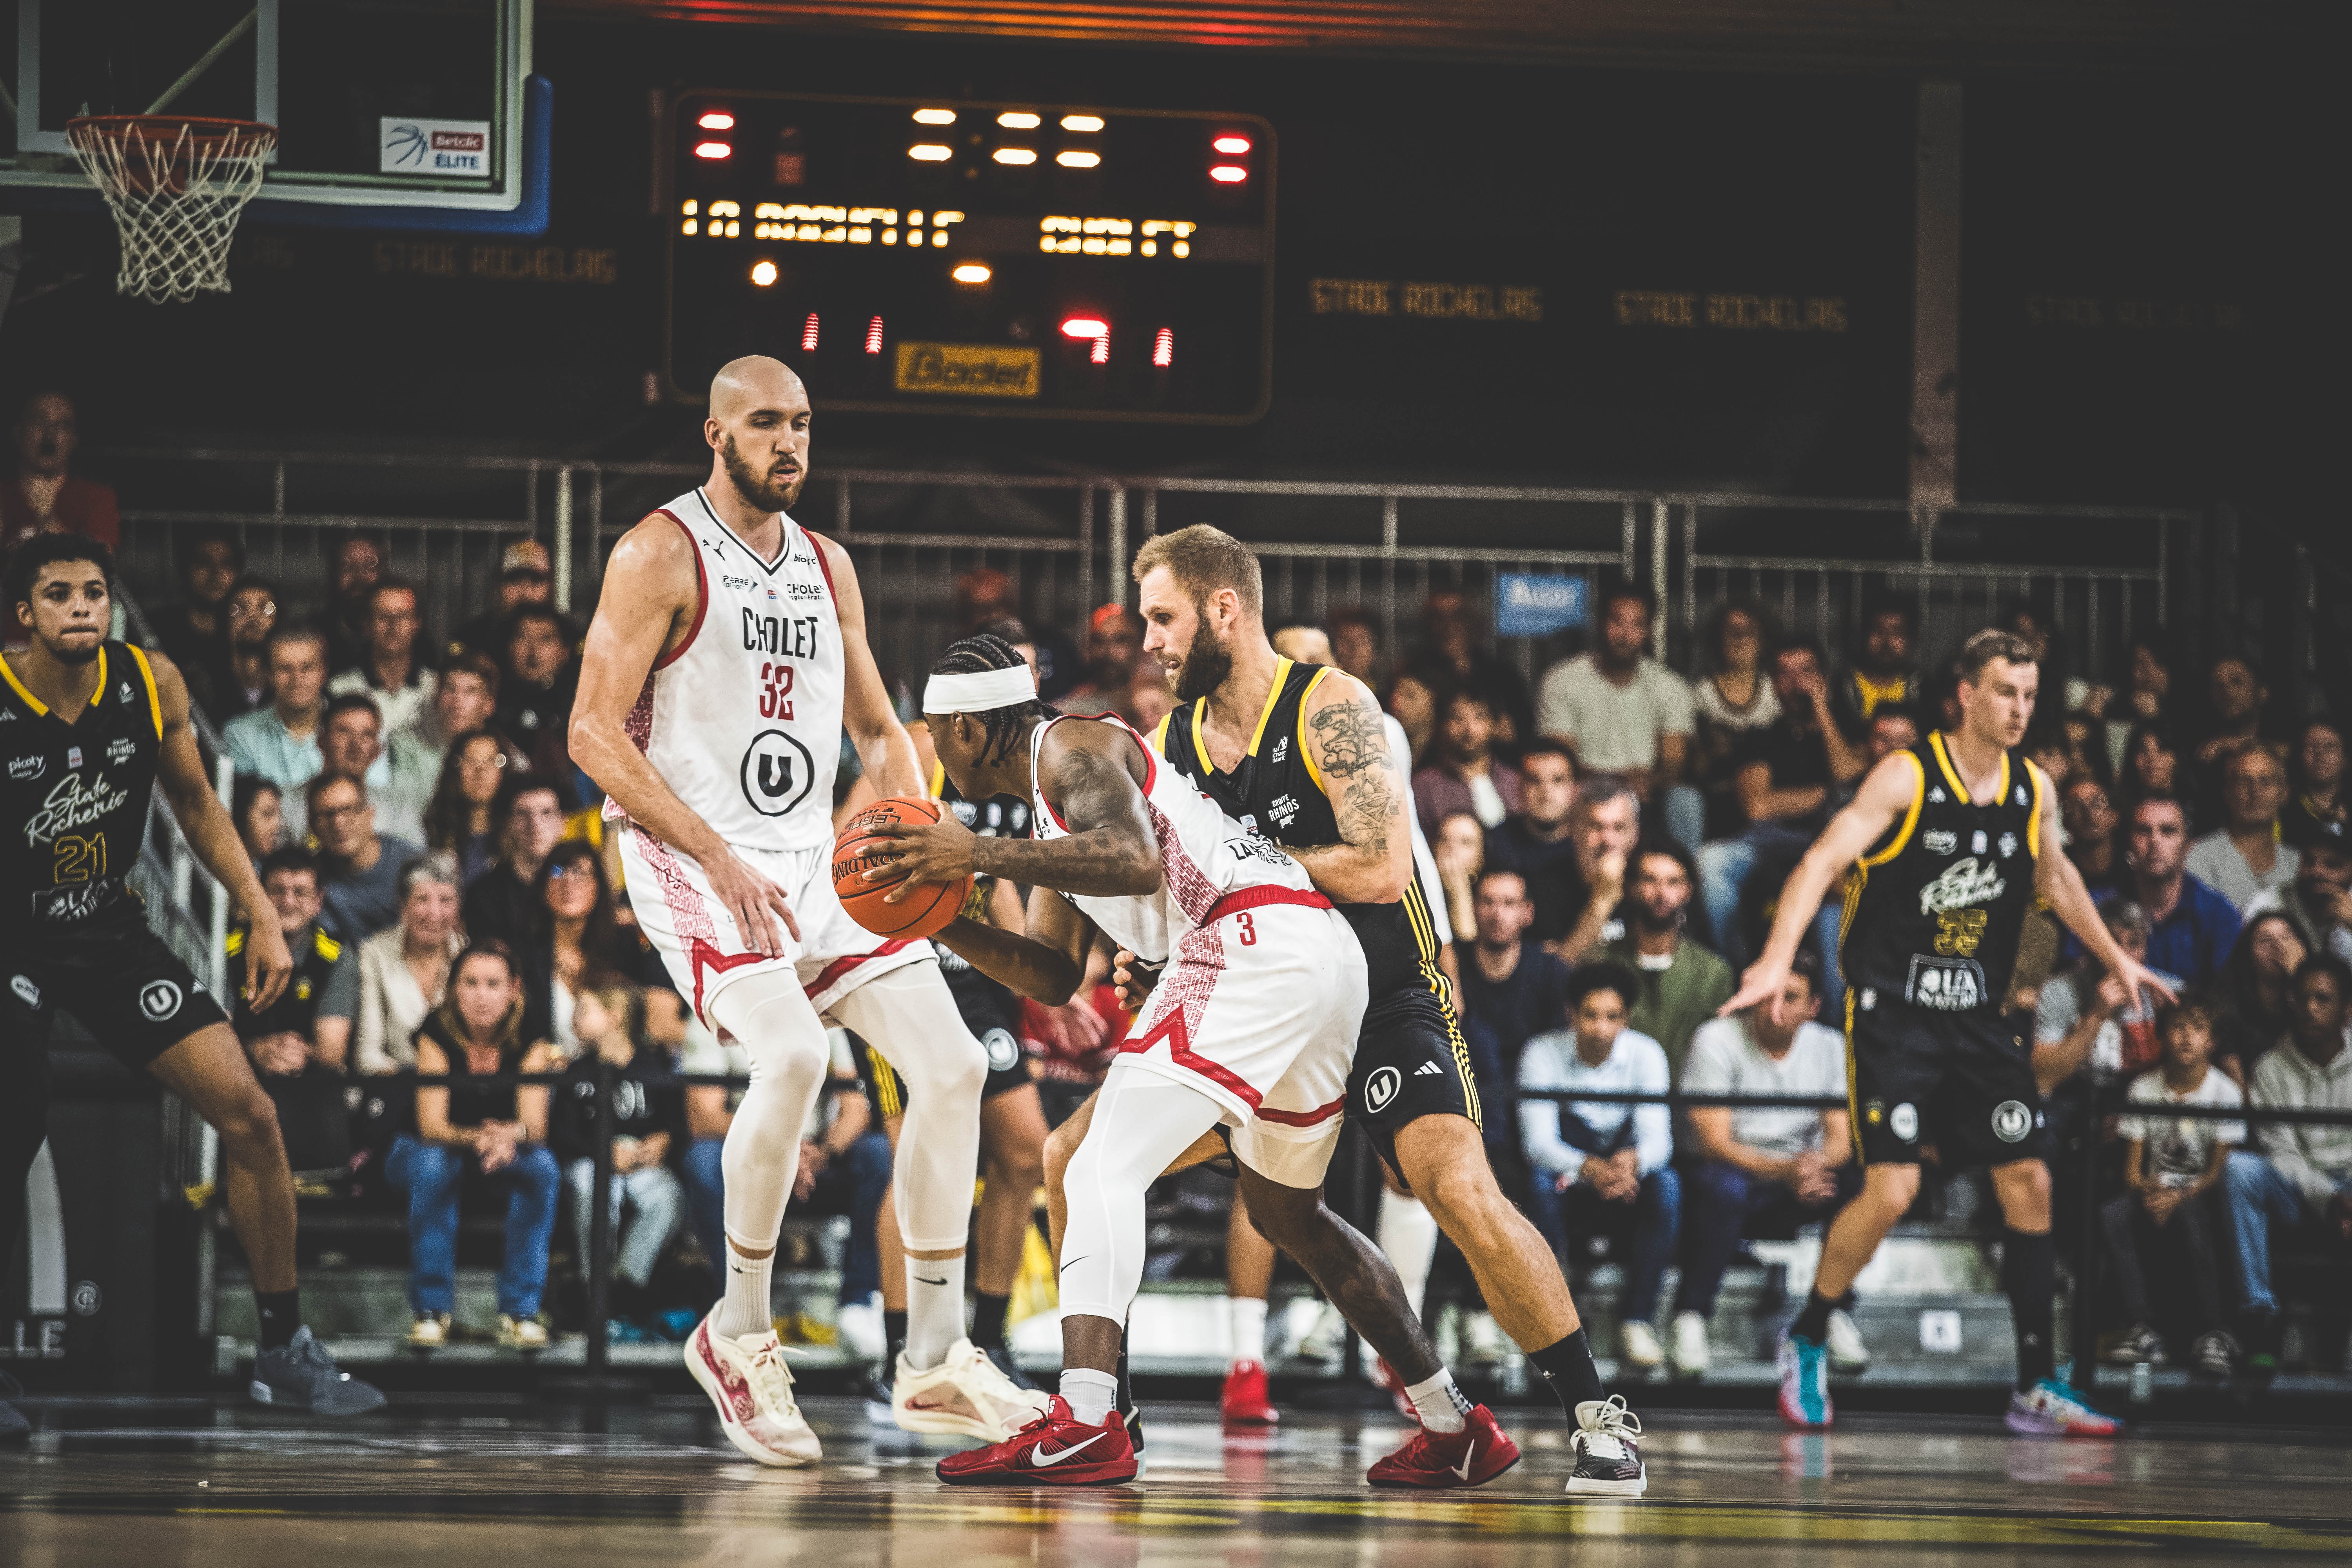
[4, 1394, 2347, 1565]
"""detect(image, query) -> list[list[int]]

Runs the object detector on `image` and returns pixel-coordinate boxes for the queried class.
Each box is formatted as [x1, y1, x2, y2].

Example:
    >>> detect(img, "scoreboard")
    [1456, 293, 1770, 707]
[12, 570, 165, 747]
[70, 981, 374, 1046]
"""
[664, 93, 1275, 423]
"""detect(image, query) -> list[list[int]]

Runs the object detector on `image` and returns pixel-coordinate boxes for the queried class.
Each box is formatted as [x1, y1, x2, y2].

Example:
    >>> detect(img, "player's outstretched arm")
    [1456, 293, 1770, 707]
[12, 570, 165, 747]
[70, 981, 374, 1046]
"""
[149, 649, 290, 1010]
[569, 515, 799, 955]
[1719, 750, 1917, 1024]
[821, 536, 923, 802]
[1287, 671, 1411, 904]
[934, 887, 1099, 1005]
[2031, 760, 2176, 1009]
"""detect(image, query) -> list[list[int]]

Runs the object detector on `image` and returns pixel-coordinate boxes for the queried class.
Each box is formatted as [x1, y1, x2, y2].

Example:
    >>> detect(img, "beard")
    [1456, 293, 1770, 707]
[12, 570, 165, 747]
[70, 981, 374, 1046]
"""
[1172, 613, 1234, 703]
[721, 433, 806, 514]
[1632, 896, 1684, 936]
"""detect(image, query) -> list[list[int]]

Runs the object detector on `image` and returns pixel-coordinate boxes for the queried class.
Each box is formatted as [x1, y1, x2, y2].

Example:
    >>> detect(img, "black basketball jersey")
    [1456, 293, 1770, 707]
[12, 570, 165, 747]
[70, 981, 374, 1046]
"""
[1, 640, 164, 935]
[1840, 731, 2045, 1014]
[1155, 657, 1445, 1005]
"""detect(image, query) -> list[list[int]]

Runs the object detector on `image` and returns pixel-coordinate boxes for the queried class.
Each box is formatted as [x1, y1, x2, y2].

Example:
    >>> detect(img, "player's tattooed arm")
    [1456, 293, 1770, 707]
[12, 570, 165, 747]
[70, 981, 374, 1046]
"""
[974, 726, 1165, 897]
[1289, 675, 1413, 904]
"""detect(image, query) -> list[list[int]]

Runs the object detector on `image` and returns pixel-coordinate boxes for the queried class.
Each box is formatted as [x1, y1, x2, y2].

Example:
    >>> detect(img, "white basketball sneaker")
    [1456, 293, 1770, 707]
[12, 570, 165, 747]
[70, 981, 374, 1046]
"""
[893, 1336, 1053, 1440]
[686, 1310, 823, 1467]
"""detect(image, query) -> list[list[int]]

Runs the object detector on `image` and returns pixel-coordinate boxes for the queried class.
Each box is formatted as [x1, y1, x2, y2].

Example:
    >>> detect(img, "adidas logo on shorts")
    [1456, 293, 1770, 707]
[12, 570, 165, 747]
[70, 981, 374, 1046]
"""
[1414, 1061, 1443, 1076]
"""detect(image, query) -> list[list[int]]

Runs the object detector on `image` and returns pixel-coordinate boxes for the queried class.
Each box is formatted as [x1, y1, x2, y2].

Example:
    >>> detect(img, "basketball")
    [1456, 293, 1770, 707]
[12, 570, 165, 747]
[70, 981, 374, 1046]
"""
[831, 795, 972, 941]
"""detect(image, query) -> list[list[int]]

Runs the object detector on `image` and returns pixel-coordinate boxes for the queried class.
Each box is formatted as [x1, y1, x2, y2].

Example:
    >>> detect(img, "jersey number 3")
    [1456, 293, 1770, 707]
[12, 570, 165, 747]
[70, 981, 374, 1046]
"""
[759, 661, 796, 720]
[1234, 911, 1258, 947]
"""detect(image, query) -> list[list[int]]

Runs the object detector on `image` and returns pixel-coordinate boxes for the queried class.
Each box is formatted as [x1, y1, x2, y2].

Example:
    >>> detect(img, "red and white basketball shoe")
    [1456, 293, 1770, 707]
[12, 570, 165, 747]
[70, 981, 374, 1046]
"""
[1365, 1403, 1521, 1489]
[685, 1310, 822, 1467]
[935, 1396, 1139, 1487]
[1221, 1359, 1279, 1426]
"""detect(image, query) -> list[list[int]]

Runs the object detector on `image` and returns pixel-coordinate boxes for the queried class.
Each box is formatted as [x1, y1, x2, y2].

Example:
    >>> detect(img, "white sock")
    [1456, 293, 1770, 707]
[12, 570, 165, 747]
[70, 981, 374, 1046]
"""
[1060, 1367, 1119, 1426]
[1377, 1189, 1441, 1321]
[1228, 1295, 1268, 1370]
[715, 1243, 775, 1341]
[1404, 1367, 1471, 1435]
[905, 1251, 967, 1369]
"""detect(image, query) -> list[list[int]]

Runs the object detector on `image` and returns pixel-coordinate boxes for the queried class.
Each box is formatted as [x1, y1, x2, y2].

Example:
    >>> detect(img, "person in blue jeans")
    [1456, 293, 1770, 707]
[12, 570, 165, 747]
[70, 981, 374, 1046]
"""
[1517, 963, 1680, 1371]
[385, 942, 561, 1352]
[2224, 951, 2352, 1369]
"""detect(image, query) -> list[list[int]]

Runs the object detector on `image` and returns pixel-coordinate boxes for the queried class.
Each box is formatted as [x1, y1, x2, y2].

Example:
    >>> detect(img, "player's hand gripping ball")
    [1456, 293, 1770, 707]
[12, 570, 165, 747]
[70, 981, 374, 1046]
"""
[833, 795, 975, 940]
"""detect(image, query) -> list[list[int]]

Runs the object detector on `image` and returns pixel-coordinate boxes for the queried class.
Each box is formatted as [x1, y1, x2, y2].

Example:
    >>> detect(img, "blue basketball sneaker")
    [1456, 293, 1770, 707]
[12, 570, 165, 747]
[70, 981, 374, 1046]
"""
[2006, 1378, 2119, 1436]
[1777, 1333, 1833, 1430]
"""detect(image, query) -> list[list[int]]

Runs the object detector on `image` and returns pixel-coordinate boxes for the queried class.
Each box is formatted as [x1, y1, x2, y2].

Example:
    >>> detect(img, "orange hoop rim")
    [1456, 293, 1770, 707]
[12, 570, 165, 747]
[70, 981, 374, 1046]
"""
[66, 114, 279, 151]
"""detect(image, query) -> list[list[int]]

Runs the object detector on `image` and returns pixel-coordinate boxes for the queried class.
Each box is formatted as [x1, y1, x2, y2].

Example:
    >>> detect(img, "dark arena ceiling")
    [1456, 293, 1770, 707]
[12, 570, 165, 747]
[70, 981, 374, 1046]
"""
[543, 0, 2325, 71]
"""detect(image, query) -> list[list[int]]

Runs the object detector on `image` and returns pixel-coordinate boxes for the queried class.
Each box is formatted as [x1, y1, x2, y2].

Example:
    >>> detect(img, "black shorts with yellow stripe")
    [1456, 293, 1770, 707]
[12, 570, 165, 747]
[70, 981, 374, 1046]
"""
[853, 963, 1033, 1123]
[1345, 982, 1480, 1189]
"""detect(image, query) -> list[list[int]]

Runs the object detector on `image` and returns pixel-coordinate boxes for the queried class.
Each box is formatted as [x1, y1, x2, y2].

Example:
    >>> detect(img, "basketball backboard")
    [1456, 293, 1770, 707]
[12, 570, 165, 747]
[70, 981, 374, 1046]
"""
[0, 0, 544, 229]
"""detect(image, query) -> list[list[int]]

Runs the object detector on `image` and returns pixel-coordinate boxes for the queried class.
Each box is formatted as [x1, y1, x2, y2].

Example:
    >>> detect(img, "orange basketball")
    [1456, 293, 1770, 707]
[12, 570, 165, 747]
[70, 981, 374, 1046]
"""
[832, 795, 974, 941]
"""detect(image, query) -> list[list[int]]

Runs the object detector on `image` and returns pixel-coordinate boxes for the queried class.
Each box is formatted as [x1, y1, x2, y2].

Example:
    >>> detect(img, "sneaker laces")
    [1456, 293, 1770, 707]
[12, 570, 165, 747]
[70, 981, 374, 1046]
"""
[1579, 1394, 1642, 1459]
[744, 1338, 800, 1417]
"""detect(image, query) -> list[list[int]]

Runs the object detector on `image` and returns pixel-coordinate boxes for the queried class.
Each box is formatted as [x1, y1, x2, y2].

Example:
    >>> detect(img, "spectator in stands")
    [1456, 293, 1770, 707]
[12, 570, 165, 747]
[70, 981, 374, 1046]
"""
[1866, 703, 1922, 765]
[1836, 597, 1918, 724]
[305, 771, 424, 942]
[1385, 665, 1450, 769]
[1430, 811, 1484, 955]
[318, 691, 408, 840]
[1537, 582, 1704, 851]
[1483, 737, 1579, 947]
[2062, 710, 2113, 792]
[223, 626, 328, 824]
[386, 942, 562, 1351]
[2, 391, 118, 549]
[2104, 998, 2244, 1376]
[1056, 604, 1147, 719]
[228, 847, 359, 1173]
[1697, 639, 1866, 973]
[495, 605, 579, 787]
[1598, 839, 1735, 1079]
[954, 566, 1079, 699]
[354, 852, 465, 1075]
[1270, 621, 1329, 667]
[448, 540, 553, 662]
[2063, 775, 2125, 894]
[463, 777, 568, 951]
[1552, 774, 1643, 965]
[2216, 913, 2310, 1081]
[1669, 951, 1860, 1379]
[424, 728, 512, 885]
[1410, 588, 1533, 755]
[1691, 600, 1780, 839]
[397, 650, 509, 826]
[2187, 746, 2299, 912]
[2036, 901, 2181, 1096]
[2002, 604, 2088, 713]
[2225, 951, 2352, 1369]
[1516, 963, 1677, 1370]
[2191, 656, 2270, 821]
[524, 839, 644, 1056]
[2116, 719, 2185, 814]
[320, 536, 382, 675]
[2282, 717, 2347, 849]
[149, 528, 241, 713]
[232, 776, 285, 864]
[1327, 605, 1381, 686]
[217, 575, 279, 718]
[1412, 689, 1521, 838]
[330, 577, 437, 753]
[555, 985, 686, 1332]
[2093, 796, 2239, 987]
[1455, 867, 1572, 1169]
[2243, 820, 2352, 967]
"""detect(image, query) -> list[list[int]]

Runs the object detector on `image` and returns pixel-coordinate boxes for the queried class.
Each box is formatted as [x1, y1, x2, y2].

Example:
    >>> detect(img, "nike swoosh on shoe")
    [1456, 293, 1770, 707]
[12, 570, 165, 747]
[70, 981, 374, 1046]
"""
[1027, 1434, 1106, 1467]
[1450, 1441, 1478, 1481]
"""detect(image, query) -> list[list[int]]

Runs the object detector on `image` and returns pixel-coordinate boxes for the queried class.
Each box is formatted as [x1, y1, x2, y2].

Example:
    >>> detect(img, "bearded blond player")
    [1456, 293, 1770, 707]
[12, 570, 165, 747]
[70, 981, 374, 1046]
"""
[570, 357, 1044, 1466]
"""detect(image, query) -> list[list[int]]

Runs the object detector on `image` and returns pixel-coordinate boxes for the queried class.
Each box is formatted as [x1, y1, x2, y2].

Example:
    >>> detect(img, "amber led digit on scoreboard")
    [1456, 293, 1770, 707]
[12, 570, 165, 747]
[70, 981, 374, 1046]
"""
[664, 93, 1274, 423]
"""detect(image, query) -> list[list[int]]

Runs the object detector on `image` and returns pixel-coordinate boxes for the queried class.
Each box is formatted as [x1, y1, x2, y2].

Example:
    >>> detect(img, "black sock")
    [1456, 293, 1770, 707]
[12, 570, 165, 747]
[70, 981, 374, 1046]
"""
[2004, 1229, 2056, 1389]
[1528, 1328, 1607, 1413]
[970, 1291, 1010, 1351]
[255, 1289, 301, 1353]
[1114, 1336, 1133, 1416]
[1791, 1289, 1835, 1344]
[883, 1308, 908, 1358]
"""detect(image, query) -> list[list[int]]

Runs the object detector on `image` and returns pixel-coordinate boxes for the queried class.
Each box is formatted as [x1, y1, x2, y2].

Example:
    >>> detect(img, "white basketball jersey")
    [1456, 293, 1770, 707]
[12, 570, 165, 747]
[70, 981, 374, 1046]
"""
[1029, 713, 1316, 962]
[622, 487, 843, 854]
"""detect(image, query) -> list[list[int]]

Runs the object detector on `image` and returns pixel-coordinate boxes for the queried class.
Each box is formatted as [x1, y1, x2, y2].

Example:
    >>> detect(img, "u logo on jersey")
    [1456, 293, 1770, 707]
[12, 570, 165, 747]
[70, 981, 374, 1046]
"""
[739, 729, 816, 817]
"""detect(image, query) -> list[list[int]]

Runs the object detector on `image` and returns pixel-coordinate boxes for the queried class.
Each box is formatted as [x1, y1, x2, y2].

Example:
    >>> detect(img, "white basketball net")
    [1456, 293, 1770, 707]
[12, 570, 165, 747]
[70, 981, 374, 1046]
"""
[66, 118, 278, 305]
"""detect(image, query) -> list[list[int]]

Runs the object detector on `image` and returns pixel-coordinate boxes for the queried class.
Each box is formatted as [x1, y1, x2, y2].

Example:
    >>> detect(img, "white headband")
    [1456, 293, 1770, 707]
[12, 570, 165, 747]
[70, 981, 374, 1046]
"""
[922, 664, 1037, 714]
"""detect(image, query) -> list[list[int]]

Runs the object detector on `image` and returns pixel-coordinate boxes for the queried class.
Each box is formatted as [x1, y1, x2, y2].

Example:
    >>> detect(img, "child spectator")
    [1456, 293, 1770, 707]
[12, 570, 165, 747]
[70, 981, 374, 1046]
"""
[2103, 998, 2243, 1377]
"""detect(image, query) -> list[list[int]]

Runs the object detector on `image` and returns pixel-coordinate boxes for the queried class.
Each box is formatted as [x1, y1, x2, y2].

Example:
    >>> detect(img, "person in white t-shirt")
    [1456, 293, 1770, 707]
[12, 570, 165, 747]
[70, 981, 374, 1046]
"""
[1537, 583, 1704, 851]
[1667, 951, 1861, 1377]
[2102, 998, 2243, 1377]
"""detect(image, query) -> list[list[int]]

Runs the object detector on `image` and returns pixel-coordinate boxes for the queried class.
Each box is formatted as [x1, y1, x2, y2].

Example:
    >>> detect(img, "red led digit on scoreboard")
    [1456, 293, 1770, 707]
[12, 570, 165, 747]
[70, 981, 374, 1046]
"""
[803, 314, 820, 353]
[865, 316, 885, 354]
[1153, 327, 1174, 368]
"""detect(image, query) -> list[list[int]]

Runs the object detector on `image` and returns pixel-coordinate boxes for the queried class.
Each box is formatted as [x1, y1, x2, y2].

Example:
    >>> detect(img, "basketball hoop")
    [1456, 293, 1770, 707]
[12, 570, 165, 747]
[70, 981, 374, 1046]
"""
[65, 115, 278, 305]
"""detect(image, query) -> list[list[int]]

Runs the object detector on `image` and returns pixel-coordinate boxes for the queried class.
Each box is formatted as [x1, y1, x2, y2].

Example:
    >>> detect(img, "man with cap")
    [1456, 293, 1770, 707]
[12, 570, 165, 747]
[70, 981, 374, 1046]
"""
[2245, 819, 2352, 967]
[451, 539, 563, 664]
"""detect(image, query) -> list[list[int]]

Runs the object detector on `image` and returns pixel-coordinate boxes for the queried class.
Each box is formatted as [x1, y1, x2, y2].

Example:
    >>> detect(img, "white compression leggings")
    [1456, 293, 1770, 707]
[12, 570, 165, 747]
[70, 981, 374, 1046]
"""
[707, 959, 987, 1256]
[1058, 1062, 1230, 1326]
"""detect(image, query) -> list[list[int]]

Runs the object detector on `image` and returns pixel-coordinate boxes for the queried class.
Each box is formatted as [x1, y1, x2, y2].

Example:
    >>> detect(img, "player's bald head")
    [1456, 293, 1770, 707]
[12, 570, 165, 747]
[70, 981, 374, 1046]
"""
[708, 356, 807, 420]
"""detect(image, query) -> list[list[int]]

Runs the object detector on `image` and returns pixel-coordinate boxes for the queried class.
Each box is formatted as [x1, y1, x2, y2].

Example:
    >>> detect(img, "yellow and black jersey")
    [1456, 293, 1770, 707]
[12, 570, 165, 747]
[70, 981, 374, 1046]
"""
[0, 639, 164, 936]
[1154, 657, 1445, 1007]
[1841, 731, 2044, 1015]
